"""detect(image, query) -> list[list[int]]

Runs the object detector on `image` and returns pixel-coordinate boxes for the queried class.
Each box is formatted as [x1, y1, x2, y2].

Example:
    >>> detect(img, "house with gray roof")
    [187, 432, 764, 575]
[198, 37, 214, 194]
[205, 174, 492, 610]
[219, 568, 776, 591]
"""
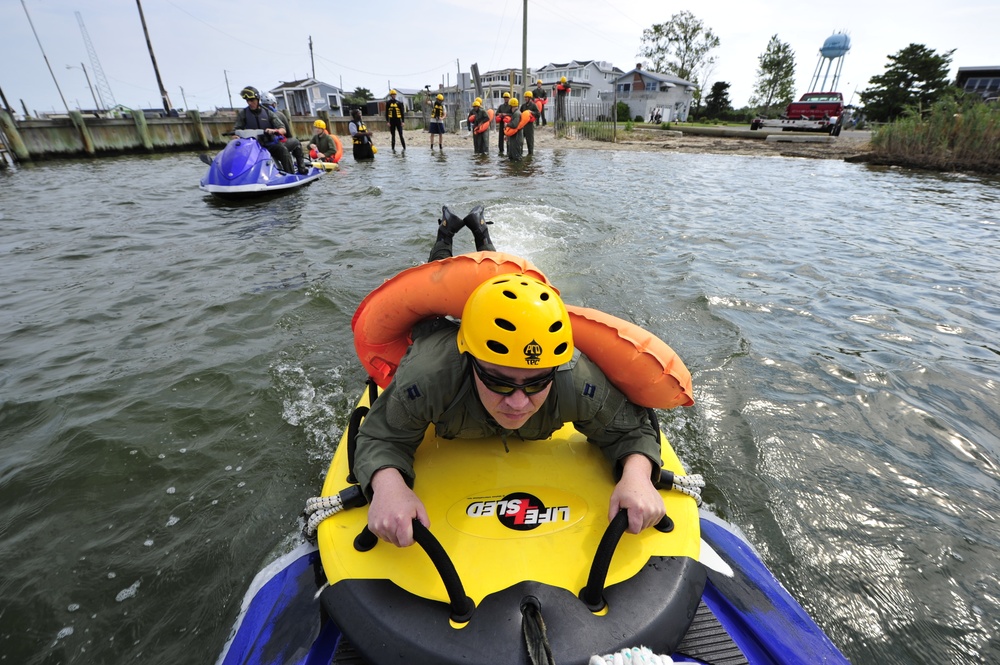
[269, 78, 347, 117]
[606, 65, 696, 122]
[535, 60, 623, 103]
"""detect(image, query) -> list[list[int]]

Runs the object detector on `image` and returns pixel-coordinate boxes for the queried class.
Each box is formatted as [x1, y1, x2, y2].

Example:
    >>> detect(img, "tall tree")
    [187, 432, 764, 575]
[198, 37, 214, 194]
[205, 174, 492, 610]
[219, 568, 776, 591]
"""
[749, 35, 796, 114]
[638, 11, 720, 109]
[859, 44, 955, 122]
[703, 81, 732, 119]
[344, 86, 374, 109]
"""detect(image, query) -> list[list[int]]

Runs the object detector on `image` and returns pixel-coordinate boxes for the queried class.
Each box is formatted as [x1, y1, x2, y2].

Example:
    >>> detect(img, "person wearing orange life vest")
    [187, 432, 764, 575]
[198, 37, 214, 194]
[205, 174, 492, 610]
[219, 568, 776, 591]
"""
[468, 98, 491, 155]
[495, 92, 512, 156]
[385, 89, 406, 151]
[521, 91, 537, 156]
[555, 76, 571, 128]
[505, 98, 524, 162]
[429, 93, 446, 150]
[532, 79, 548, 126]
[355, 208, 666, 548]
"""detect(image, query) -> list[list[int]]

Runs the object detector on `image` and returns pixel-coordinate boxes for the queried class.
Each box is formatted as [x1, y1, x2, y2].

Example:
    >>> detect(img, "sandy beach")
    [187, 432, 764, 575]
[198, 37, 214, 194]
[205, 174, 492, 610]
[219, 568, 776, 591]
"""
[364, 125, 873, 161]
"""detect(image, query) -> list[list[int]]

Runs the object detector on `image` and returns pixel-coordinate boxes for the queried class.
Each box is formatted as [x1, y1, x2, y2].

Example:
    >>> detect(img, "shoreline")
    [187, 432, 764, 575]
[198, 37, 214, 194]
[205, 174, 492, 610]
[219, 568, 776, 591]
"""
[362, 125, 874, 162]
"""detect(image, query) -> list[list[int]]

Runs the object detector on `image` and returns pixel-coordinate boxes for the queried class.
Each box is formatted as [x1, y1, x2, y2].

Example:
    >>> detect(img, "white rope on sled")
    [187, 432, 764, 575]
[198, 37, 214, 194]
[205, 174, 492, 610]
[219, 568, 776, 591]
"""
[302, 495, 346, 538]
[589, 646, 674, 665]
[666, 473, 706, 506]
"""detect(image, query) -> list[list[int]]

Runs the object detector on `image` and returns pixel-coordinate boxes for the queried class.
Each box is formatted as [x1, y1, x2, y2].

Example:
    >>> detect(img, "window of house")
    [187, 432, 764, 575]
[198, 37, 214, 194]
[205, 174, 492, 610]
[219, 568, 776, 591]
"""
[328, 94, 340, 110]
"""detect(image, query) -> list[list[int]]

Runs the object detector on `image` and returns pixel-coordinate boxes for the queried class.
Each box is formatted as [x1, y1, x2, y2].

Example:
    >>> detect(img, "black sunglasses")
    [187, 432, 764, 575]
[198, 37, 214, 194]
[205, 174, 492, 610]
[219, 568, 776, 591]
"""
[471, 358, 555, 396]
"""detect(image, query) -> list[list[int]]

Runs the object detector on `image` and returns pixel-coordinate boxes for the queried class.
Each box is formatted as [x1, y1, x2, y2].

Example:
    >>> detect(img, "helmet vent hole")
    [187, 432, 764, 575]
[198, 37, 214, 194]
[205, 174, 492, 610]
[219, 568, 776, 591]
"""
[486, 341, 509, 354]
[549, 321, 563, 333]
[554, 342, 568, 356]
[495, 318, 516, 331]
[540, 293, 550, 301]
[501, 290, 517, 300]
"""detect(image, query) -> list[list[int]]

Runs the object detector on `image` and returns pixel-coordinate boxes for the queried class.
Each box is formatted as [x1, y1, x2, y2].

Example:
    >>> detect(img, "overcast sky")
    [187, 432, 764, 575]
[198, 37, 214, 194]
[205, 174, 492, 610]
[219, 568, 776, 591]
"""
[2, 0, 995, 115]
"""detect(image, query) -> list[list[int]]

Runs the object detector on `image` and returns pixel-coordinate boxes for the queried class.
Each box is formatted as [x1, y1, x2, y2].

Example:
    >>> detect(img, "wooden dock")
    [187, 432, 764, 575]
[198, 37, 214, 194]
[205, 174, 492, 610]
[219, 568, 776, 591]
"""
[0, 109, 408, 163]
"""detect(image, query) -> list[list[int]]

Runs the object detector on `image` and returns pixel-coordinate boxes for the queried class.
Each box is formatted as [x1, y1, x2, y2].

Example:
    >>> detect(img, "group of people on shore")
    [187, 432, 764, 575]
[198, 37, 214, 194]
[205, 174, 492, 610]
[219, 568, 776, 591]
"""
[234, 78, 573, 168]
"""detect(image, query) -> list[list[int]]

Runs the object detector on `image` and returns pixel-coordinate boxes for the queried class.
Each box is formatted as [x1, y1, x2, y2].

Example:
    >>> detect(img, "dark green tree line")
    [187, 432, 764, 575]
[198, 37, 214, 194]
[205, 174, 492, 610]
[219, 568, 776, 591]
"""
[859, 44, 955, 122]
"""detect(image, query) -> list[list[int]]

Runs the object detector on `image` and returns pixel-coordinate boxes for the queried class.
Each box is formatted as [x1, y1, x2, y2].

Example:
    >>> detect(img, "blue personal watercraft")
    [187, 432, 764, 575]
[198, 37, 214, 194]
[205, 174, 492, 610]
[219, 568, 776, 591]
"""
[199, 129, 323, 199]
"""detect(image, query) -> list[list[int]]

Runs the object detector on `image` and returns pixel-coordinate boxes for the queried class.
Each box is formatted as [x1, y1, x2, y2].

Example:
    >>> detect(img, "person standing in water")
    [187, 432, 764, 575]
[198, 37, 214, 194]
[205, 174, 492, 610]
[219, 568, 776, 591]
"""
[429, 94, 446, 151]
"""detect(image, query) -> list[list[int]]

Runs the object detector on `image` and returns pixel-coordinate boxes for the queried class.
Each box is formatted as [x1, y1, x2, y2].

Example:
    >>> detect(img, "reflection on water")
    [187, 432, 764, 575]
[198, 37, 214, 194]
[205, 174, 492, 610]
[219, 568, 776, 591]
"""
[1, 149, 998, 665]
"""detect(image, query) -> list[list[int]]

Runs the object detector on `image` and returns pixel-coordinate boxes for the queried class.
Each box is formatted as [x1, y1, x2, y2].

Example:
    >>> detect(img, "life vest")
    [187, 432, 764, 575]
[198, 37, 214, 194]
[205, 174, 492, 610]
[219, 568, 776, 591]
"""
[351, 121, 370, 145]
[469, 108, 494, 134]
[431, 102, 445, 120]
[556, 83, 570, 94]
[387, 100, 404, 121]
[504, 111, 533, 137]
[240, 107, 279, 143]
[351, 251, 694, 409]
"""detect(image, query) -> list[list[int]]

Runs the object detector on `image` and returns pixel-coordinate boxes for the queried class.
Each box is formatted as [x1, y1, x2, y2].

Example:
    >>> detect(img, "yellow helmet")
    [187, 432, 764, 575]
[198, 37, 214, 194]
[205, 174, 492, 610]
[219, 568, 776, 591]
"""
[473, 99, 482, 107]
[390, 89, 398, 95]
[457, 275, 573, 369]
[510, 98, 519, 107]
[502, 92, 511, 99]
[536, 79, 543, 85]
[560, 76, 567, 83]
[313, 119, 327, 129]
[524, 91, 534, 98]
[436, 93, 444, 101]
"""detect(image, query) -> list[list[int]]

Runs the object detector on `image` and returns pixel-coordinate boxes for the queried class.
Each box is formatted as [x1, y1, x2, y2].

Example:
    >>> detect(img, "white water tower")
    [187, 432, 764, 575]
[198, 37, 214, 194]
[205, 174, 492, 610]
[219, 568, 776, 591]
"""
[809, 32, 851, 92]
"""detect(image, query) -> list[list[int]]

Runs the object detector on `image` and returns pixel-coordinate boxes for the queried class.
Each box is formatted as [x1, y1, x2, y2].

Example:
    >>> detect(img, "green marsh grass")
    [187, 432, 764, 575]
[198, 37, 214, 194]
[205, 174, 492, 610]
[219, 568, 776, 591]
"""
[870, 99, 1000, 173]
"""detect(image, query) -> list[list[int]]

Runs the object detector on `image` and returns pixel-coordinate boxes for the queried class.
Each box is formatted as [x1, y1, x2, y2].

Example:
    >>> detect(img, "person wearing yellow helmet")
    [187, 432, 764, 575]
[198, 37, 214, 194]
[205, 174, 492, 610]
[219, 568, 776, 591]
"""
[308, 119, 340, 163]
[355, 216, 666, 548]
[505, 97, 524, 162]
[532, 78, 548, 126]
[555, 76, 572, 128]
[496, 91, 512, 156]
[521, 91, 536, 156]
[468, 97, 491, 155]
[385, 89, 406, 151]
[429, 93, 447, 150]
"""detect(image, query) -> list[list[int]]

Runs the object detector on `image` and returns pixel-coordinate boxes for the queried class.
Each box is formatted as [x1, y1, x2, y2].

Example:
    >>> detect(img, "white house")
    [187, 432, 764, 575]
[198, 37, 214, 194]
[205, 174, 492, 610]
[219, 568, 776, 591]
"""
[606, 65, 696, 122]
[270, 78, 347, 117]
[535, 60, 624, 103]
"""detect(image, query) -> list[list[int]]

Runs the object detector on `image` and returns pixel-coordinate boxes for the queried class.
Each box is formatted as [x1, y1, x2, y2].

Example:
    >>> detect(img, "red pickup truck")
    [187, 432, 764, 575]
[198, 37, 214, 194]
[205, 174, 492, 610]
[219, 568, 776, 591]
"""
[751, 92, 845, 135]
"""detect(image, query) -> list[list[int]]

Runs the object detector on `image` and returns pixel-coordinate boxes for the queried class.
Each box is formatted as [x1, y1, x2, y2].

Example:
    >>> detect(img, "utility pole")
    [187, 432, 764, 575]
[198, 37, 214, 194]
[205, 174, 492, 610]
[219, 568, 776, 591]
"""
[521, 0, 528, 96]
[135, 0, 172, 114]
[309, 36, 315, 79]
[21, 0, 70, 114]
[224, 70, 233, 109]
[66, 63, 99, 110]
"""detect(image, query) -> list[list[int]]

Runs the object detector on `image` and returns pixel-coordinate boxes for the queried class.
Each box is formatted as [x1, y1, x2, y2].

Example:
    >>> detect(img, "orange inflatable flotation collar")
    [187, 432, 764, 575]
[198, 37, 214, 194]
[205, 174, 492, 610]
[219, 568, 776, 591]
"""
[309, 132, 344, 164]
[468, 108, 494, 135]
[504, 111, 533, 137]
[351, 252, 694, 409]
[330, 134, 344, 164]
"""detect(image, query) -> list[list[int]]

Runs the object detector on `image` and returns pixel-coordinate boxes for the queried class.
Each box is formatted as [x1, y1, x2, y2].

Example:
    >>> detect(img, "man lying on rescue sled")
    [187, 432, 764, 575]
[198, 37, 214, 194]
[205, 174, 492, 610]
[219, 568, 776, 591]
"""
[353, 205, 677, 548]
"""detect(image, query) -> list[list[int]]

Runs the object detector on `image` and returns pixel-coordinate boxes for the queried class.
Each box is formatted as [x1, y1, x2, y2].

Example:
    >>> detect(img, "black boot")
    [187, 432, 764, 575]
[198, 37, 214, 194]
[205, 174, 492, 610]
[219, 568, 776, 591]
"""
[441, 205, 467, 235]
[464, 205, 495, 252]
[429, 205, 468, 261]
